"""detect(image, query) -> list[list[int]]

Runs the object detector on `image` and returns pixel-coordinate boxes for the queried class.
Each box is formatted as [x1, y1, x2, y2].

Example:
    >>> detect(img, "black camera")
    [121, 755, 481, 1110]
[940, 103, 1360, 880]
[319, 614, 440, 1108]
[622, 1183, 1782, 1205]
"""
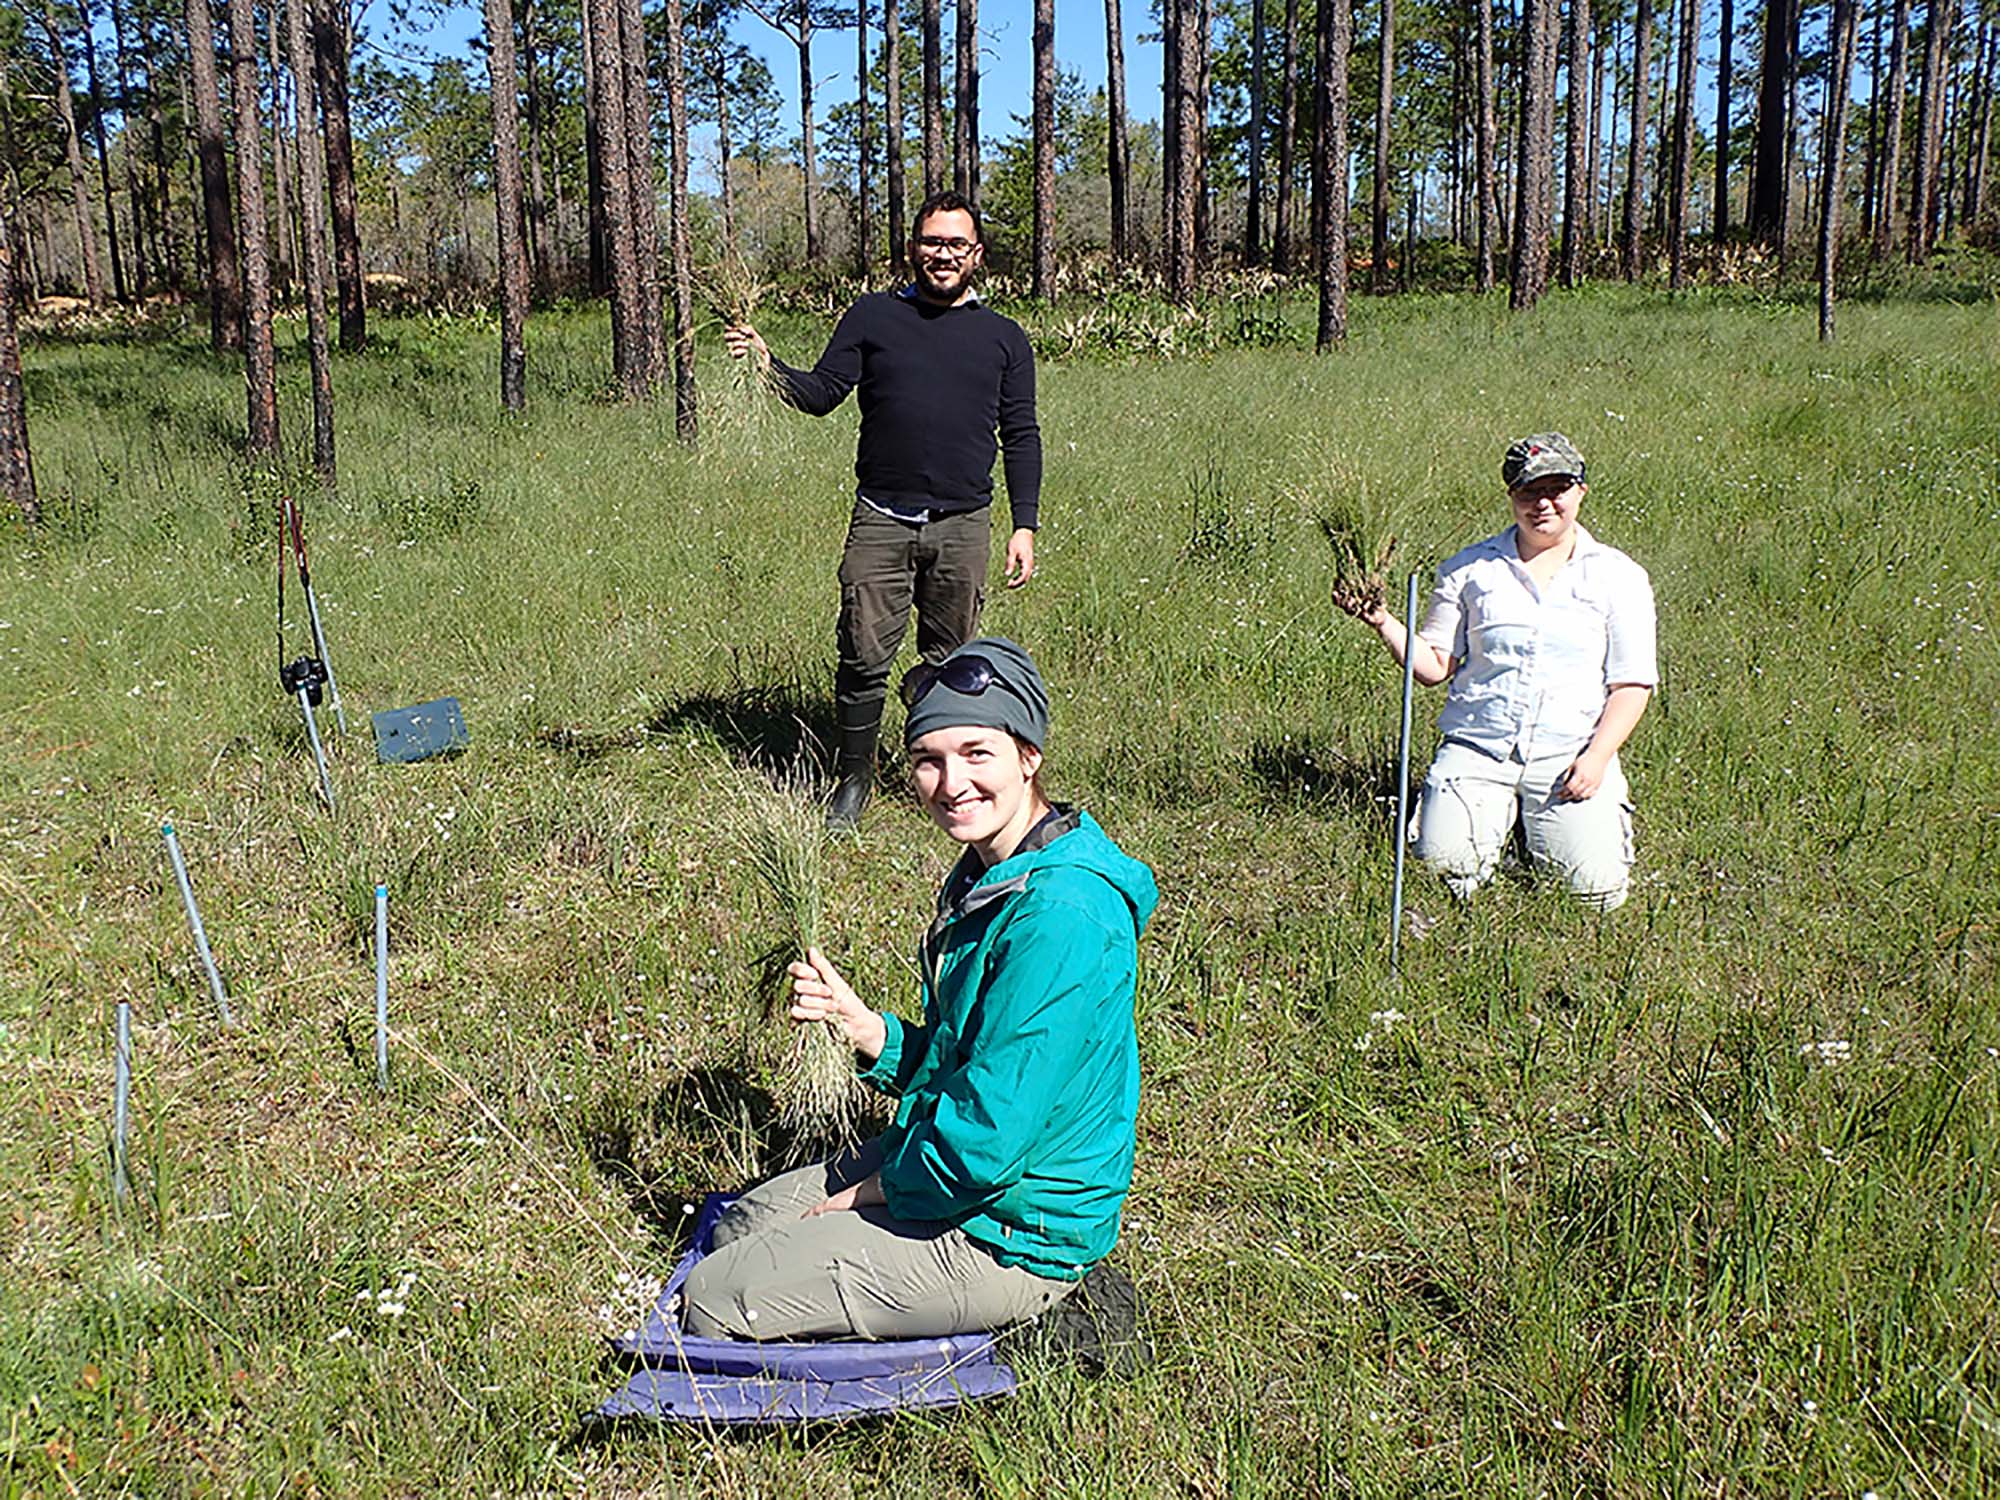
[280, 655, 328, 707]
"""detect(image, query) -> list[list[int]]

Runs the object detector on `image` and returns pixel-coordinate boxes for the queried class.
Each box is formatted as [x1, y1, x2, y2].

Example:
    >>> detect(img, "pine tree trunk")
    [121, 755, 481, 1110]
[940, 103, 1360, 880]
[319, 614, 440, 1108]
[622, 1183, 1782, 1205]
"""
[922, 0, 943, 196]
[1315, 0, 1351, 346]
[1030, 0, 1056, 295]
[855, 0, 871, 275]
[885, 0, 905, 254]
[484, 0, 531, 411]
[1668, 0, 1699, 286]
[582, 0, 607, 292]
[1562, 0, 1591, 283]
[1510, 0, 1559, 307]
[1621, 0, 1654, 276]
[82, 25, 128, 301]
[711, 62, 736, 249]
[1169, 0, 1199, 297]
[285, 0, 334, 483]
[1910, 0, 1957, 257]
[1107, 0, 1130, 256]
[185, 0, 240, 344]
[310, 0, 365, 349]
[524, 0, 551, 294]
[267, 4, 292, 297]
[1587, 6, 1605, 243]
[1475, 0, 1499, 289]
[1970, 12, 1994, 223]
[1749, 0, 1794, 245]
[1273, 0, 1298, 270]
[1194, 0, 1211, 266]
[1247, 0, 1267, 263]
[617, 0, 663, 389]
[140, 8, 184, 292]
[665, 0, 696, 440]
[227, 0, 279, 459]
[1875, 0, 1912, 254]
[586, 0, 638, 389]
[43, 4, 105, 307]
[1819, 0, 1860, 335]
[0, 216, 36, 524]
[1373, 0, 1395, 292]
[798, 22, 822, 259]
[954, 0, 979, 204]
[1715, 0, 1733, 238]
[112, 0, 155, 293]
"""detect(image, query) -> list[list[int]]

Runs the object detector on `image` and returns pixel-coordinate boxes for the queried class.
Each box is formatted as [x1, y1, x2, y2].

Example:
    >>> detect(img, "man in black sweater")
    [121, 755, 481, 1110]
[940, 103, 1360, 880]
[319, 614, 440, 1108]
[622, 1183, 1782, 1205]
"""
[725, 192, 1042, 830]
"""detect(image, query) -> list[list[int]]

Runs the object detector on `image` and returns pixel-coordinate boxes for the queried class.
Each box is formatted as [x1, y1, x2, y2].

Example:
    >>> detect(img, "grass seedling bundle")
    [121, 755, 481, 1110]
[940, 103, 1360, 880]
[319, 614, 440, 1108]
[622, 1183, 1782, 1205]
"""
[1317, 502, 1400, 622]
[719, 762, 863, 1158]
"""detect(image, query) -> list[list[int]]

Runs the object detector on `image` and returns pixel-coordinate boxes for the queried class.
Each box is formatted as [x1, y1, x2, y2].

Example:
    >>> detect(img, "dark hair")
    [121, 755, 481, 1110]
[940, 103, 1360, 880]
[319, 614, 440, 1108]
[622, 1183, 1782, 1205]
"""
[909, 190, 983, 247]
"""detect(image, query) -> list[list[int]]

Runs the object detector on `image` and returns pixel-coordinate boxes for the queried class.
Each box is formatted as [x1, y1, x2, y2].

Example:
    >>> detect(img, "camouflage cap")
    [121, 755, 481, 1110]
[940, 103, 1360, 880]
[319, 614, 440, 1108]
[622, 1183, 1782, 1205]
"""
[1502, 432, 1587, 489]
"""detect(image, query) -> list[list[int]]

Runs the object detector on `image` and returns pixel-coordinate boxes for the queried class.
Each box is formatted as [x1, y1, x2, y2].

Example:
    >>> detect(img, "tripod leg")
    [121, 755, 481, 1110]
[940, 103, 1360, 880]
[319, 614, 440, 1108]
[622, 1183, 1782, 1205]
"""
[302, 581, 347, 737]
[298, 689, 337, 811]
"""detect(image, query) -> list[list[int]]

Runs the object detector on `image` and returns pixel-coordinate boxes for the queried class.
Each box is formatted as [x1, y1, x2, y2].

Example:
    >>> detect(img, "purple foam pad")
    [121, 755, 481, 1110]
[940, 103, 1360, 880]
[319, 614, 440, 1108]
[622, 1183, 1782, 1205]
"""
[600, 1360, 1017, 1425]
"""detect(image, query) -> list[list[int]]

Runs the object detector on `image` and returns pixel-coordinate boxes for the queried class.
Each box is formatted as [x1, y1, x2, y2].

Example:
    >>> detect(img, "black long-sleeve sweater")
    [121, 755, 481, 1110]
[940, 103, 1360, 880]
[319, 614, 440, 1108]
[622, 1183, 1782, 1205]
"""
[770, 289, 1043, 530]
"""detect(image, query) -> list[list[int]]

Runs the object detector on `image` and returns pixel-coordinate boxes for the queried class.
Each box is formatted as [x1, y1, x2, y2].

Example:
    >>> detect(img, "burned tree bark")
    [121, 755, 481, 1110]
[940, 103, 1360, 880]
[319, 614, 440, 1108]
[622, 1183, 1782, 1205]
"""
[484, 0, 532, 410]
[226, 0, 279, 459]
[284, 0, 335, 482]
[310, 0, 365, 350]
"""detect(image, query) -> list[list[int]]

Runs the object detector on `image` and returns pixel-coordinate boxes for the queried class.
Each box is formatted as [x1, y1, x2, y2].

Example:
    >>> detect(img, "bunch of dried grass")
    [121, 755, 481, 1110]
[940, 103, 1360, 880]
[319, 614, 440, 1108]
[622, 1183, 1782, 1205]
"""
[718, 761, 863, 1157]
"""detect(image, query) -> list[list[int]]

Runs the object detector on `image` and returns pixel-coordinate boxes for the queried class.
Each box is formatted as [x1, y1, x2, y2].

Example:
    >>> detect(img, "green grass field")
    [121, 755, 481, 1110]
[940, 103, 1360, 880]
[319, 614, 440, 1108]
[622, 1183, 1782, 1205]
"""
[3, 281, 1998, 1496]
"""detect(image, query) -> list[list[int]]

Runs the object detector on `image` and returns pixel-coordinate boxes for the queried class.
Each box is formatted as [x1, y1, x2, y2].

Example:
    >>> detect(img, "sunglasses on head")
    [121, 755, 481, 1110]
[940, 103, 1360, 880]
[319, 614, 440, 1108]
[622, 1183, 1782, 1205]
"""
[899, 653, 1002, 709]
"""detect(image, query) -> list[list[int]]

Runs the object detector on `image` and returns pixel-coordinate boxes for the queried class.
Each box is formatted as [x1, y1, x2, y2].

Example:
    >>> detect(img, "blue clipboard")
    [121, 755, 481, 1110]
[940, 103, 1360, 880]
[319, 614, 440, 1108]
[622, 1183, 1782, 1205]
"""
[372, 697, 469, 763]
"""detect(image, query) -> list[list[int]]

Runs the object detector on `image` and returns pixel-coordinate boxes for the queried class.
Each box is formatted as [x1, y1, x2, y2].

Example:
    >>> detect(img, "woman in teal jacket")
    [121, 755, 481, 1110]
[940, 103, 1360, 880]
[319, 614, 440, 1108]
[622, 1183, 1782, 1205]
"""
[682, 638, 1158, 1341]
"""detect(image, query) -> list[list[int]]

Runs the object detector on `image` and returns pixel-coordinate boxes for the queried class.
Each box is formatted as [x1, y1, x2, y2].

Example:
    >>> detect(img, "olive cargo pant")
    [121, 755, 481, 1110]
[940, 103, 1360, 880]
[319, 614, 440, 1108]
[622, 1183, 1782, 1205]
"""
[834, 501, 991, 732]
[680, 1138, 1076, 1341]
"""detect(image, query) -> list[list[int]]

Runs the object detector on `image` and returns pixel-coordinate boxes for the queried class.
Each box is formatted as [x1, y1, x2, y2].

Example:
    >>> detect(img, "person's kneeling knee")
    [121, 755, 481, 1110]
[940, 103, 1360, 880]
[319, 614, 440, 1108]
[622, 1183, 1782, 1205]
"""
[680, 1266, 753, 1341]
[1563, 858, 1631, 912]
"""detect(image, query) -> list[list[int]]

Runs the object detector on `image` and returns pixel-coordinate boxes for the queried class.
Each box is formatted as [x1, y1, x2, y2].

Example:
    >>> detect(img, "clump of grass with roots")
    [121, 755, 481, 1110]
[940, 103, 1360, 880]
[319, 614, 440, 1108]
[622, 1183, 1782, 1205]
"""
[1317, 502, 1400, 620]
[718, 759, 866, 1160]
[696, 247, 787, 425]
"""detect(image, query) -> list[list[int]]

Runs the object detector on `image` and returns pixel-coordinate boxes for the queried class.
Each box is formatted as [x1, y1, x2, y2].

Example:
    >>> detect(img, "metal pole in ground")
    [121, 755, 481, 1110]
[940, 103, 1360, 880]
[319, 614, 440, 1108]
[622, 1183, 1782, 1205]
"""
[297, 687, 336, 811]
[302, 577, 347, 737]
[375, 885, 389, 1093]
[1389, 571, 1419, 978]
[112, 1000, 132, 1201]
[161, 822, 233, 1027]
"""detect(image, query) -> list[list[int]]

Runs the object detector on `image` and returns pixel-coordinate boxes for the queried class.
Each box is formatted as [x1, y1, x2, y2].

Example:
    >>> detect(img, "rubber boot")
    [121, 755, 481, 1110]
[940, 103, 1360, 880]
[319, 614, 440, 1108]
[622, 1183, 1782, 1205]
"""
[825, 718, 880, 833]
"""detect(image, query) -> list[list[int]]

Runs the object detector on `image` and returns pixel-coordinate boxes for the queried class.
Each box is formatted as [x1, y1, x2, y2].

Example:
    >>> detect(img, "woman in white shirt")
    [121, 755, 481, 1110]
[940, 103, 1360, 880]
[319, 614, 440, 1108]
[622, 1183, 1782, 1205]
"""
[1337, 433, 1658, 911]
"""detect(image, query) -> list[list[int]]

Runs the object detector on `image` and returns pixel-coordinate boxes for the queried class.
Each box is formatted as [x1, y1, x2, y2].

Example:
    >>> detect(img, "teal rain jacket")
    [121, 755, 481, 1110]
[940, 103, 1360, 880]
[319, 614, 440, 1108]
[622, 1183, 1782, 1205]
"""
[857, 809, 1158, 1280]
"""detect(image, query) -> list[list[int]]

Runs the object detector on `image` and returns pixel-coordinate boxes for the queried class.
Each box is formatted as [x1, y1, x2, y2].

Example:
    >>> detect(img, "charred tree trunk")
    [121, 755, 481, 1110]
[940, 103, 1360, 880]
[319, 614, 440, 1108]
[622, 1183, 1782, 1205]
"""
[1510, 0, 1559, 307]
[0, 218, 36, 524]
[185, 0, 239, 343]
[1668, 0, 1699, 286]
[267, 4, 292, 297]
[1315, 0, 1351, 345]
[44, 3, 105, 306]
[581, 0, 607, 292]
[1714, 0, 1732, 238]
[885, 0, 905, 253]
[922, 0, 943, 196]
[1562, 0, 1592, 284]
[227, 0, 279, 458]
[485, 0, 531, 410]
[1247, 0, 1267, 263]
[1819, 0, 1860, 336]
[665, 0, 695, 439]
[1107, 0, 1130, 256]
[284, 0, 334, 482]
[1193, 0, 1211, 266]
[1475, 0, 1500, 289]
[954, 0, 980, 203]
[1031, 0, 1055, 295]
[310, 0, 365, 349]
[1621, 0, 1654, 276]
[1970, 10, 1994, 223]
[1274, 0, 1299, 270]
[1749, 0, 1796, 247]
[1373, 0, 1395, 292]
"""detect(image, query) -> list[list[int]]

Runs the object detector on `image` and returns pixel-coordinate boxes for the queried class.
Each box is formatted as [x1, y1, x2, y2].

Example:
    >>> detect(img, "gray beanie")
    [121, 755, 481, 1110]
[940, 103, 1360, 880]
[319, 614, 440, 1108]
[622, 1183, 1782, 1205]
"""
[901, 637, 1051, 748]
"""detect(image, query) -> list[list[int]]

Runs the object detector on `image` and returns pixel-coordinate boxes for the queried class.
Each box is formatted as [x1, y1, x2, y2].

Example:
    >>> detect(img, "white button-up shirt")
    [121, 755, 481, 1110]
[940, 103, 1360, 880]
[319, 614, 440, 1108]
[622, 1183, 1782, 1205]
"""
[1417, 524, 1658, 763]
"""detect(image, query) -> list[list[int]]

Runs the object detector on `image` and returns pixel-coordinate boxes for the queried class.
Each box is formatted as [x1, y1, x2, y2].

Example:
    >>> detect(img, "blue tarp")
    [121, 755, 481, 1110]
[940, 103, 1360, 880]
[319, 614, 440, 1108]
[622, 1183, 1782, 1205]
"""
[598, 1193, 1019, 1426]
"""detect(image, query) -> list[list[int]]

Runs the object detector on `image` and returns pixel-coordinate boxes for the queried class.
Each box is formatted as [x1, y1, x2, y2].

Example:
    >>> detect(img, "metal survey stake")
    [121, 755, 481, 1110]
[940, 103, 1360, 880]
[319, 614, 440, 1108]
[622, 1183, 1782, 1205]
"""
[1390, 571, 1419, 978]
[296, 681, 337, 811]
[374, 885, 389, 1093]
[161, 822, 233, 1027]
[112, 1000, 132, 1201]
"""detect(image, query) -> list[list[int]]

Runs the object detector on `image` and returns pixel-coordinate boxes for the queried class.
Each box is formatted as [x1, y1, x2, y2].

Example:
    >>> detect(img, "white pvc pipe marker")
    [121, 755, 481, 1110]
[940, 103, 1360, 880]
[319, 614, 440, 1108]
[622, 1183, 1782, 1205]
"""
[112, 1000, 132, 1200]
[161, 822, 233, 1027]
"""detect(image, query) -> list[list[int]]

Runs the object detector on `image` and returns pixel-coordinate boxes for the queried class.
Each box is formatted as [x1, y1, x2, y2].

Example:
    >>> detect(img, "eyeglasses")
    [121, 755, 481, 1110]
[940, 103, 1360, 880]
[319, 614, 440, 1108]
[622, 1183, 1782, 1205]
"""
[914, 235, 977, 258]
[900, 653, 1000, 709]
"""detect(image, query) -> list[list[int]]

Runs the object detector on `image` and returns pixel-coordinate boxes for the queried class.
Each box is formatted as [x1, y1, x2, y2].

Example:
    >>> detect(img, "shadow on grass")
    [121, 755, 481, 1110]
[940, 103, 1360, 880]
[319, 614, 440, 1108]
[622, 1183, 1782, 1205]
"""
[538, 665, 836, 774]
[583, 1064, 797, 1256]
[1247, 735, 1410, 826]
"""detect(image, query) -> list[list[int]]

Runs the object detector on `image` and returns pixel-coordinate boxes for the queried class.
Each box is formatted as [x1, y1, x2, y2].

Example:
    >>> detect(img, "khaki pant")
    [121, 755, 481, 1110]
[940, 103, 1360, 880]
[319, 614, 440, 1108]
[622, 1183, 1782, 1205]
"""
[1413, 741, 1636, 911]
[834, 502, 991, 729]
[680, 1139, 1076, 1342]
